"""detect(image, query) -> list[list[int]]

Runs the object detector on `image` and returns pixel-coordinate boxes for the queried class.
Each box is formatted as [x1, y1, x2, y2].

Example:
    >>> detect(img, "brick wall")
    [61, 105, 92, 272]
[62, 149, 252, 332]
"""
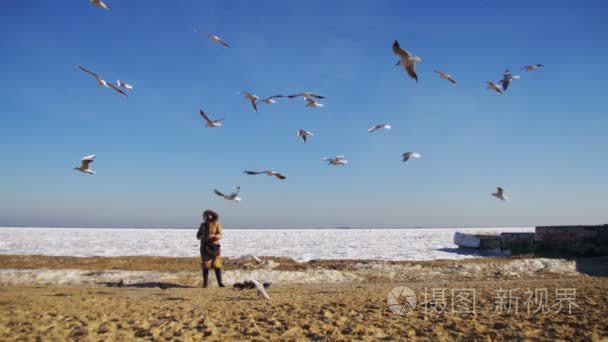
[535, 225, 608, 257]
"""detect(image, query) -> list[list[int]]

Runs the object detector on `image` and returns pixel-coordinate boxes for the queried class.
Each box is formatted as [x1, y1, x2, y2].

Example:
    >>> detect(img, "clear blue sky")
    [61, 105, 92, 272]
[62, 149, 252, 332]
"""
[1, 0, 607, 228]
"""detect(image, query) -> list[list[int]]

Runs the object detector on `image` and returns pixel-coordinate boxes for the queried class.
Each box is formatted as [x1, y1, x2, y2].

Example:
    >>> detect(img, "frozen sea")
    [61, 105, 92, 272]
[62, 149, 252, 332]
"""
[0, 227, 534, 261]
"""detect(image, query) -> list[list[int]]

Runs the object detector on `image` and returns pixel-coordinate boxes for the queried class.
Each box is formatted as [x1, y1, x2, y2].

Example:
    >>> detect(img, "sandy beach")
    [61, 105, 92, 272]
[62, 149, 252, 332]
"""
[1, 255, 607, 341]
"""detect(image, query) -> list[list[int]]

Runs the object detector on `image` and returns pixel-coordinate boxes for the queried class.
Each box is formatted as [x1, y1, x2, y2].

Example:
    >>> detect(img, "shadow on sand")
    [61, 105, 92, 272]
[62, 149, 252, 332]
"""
[574, 257, 608, 277]
[436, 247, 508, 257]
[98, 281, 194, 290]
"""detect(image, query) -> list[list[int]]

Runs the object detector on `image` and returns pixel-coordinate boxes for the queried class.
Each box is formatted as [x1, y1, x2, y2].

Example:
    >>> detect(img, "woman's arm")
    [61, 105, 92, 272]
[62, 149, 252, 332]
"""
[210, 223, 223, 241]
[196, 223, 204, 240]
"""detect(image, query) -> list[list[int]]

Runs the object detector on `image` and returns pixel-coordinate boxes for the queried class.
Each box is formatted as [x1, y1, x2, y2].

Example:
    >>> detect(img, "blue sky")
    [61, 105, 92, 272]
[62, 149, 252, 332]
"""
[1, 0, 607, 228]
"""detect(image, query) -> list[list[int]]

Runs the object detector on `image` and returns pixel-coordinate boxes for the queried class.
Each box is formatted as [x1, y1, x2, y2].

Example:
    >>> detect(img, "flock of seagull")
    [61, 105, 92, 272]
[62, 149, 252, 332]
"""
[74, 0, 547, 206]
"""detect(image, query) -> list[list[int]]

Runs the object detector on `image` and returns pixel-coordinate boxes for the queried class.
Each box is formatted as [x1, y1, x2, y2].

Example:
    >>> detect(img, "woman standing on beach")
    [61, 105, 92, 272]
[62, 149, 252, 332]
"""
[196, 209, 225, 288]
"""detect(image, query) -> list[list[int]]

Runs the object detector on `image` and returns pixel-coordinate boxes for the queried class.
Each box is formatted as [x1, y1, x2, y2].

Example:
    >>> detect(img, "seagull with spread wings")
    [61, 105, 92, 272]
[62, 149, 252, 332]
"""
[486, 81, 503, 94]
[194, 29, 230, 48]
[368, 124, 392, 133]
[76, 65, 127, 97]
[297, 129, 314, 143]
[305, 98, 324, 108]
[522, 64, 544, 72]
[434, 70, 456, 84]
[199, 109, 223, 128]
[492, 187, 509, 201]
[116, 80, 133, 91]
[323, 155, 348, 166]
[392, 40, 422, 83]
[401, 152, 421, 162]
[214, 186, 241, 202]
[240, 92, 260, 112]
[499, 69, 520, 91]
[244, 170, 286, 180]
[74, 155, 96, 175]
[287, 92, 325, 100]
[257, 95, 285, 106]
[90, 0, 111, 10]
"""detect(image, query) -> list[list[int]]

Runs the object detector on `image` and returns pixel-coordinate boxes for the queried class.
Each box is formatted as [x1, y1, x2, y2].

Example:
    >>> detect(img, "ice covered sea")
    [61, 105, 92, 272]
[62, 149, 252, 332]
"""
[0, 227, 535, 261]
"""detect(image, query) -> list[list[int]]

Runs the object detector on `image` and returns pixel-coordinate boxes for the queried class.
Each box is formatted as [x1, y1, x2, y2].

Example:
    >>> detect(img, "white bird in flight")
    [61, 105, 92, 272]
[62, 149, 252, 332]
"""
[486, 81, 503, 94]
[250, 279, 271, 300]
[392, 40, 421, 83]
[499, 69, 520, 91]
[76, 66, 127, 97]
[492, 187, 509, 201]
[368, 124, 392, 133]
[244, 170, 286, 180]
[287, 92, 325, 100]
[522, 64, 544, 72]
[297, 129, 314, 143]
[323, 155, 348, 166]
[194, 29, 230, 48]
[74, 155, 96, 174]
[116, 80, 133, 91]
[305, 98, 324, 108]
[433, 70, 456, 84]
[401, 152, 421, 162]
[257, 95, 285, 105]
[90, 0, 111, 10]
[199, 109, 223, 128]
[214, 186, 241, 202]
[240, 92, 260, 112]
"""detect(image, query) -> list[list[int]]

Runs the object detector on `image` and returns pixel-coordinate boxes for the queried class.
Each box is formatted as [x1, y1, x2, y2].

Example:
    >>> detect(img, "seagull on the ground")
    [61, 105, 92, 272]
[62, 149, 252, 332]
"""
[492, 187, 509, 201]
[74, 155, 96, 174]
[392, 40, 421, 83]
[499, 69, 520, 91]
[323, 155, 348, 166]
[240, 92, 260, 112]
[116, 80, 133, 91]
[401, 152, 421, 162]
[90, 0, 111, 10]
[194, 29, 230, 48]
[486, 81, 503, 94]
[250, 279, 271, 300]
[433, 70, 456, 84]
[214, 186, 241, 202]
[76, 65, 127, 97]
[305, 98, 324, 108]
[368, 124, 392, 133]
[199, 109, 223, 128]
[257, 95, 285, 105]
[244, 170, 286, 180]
[297, 129, 314, 143]
[287, 92, 325, 100]
[522, 64, 544, 72]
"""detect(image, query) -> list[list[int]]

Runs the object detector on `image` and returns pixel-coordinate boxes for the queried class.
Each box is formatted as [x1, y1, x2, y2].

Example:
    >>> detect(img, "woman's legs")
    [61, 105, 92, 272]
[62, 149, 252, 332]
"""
[215, 268, 225, 287]
[202, 268, 209, 288]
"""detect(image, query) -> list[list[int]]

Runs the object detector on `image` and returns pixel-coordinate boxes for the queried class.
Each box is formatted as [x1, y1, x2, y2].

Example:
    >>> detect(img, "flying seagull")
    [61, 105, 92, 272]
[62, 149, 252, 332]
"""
[433, 70, 456, 84]
[297, 129, 314, 143]
[492, 187, 509, 201]
[244, 170, 286, 180]
[257, 95, 285, 105]
[240, 92, 259, 112]
[305, 98, 324, 108]
[116, 80, 133, 91]
[74, 155, 96, 174]
[250, 279, 271, 300]
[522, 64, 544, 72]
[287, 92, 325, 100]
[199, 109, 223, 128]
[76, 65, 127, 97]
[401, 152, 421, 162]
[368, 124, 392, 133]
[214, 186, 241, 202]
[486, 81, 503, 94]
[323, 155, 347, 166]
[499, 69, 520, 91]
[90, 0, 111, 10]
[392, 40, 421, 83]
[194, 29, 230, 48]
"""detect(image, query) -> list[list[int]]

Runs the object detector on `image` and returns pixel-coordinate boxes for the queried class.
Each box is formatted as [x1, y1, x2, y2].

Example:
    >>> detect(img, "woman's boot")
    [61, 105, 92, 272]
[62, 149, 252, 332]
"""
[202, 269, 209, 288]
[215, 268, 225, 287]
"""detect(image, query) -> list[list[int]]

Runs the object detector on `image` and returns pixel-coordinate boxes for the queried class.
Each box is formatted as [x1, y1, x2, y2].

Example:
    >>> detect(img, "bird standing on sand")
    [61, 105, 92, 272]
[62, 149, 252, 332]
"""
[199, 109, 223, 128]
[522, 64, 544, 72]
[305, 98, 324, 108]
[240, 92, 260, 112]
[401, 152, 421, 162]
[486, 81, 503, 94]
[116, 80, 133, 91]
[323, 155, 348, 166]
[368, 124, 392, 133]
[74, 155, 96, 174]
[499, 69, 520, 91]
[90, 0, 111, 10]
[297, 129, 314, 143]
[433, 70, 457, 84]
[392, 40, 421, 83]
[492, 187, 509, 201]
[214, 186, 241, 202]
[244, 170, 287, 180]
[76, 66, 127, 97]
